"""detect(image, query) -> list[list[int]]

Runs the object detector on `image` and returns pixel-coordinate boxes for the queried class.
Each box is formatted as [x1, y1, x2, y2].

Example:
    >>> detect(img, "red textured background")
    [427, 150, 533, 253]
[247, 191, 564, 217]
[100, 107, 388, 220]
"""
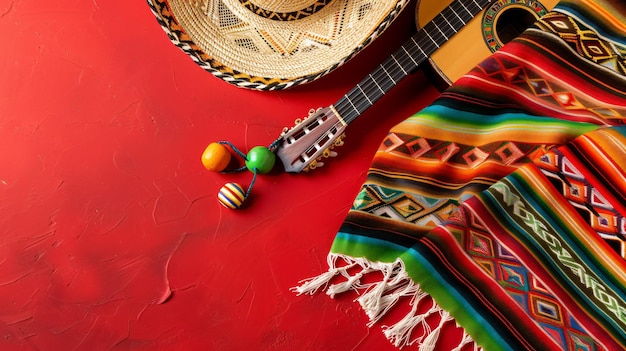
[0, 0, 463, 350]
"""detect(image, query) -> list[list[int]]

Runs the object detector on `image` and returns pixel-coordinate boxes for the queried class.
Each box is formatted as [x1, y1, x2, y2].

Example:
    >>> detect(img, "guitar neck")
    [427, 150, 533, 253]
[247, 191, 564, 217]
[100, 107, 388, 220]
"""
[334, 0, 492, 123]
[275, 0, 495, 173]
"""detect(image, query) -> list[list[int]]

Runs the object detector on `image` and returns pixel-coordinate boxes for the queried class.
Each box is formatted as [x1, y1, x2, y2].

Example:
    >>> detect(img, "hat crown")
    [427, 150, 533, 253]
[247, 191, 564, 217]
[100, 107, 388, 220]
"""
[239, 0, 332, 21]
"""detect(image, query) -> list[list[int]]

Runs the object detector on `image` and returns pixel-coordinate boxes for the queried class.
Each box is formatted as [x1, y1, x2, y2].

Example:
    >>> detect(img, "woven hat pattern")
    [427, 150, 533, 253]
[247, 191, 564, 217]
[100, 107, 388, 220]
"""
[148, 0, 409, 90]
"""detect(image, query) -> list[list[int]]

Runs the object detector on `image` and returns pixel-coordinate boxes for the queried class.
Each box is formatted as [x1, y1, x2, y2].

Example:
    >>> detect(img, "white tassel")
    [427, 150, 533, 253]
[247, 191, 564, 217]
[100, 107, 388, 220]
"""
[419, 310, 453, 351]
[293, 254, 465, 351]
[360, 279, 421, 327]
[383, 295, 425, 347]
[326, 269, 370, 297]
[358, 259, 422, 325]
[291, 268, 340, 295]
[292, 254, 358, 296]
[383, 291, 445, 348]
[451, 330, 476, 351]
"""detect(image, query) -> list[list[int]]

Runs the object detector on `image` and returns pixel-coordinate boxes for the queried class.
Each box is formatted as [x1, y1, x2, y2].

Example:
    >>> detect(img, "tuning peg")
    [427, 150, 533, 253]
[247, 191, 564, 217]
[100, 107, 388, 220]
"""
[321, 148, 339, 159]
[334, 134, 346, 147]
[304, 160, 323, 171]
[308, 108, 320, 116]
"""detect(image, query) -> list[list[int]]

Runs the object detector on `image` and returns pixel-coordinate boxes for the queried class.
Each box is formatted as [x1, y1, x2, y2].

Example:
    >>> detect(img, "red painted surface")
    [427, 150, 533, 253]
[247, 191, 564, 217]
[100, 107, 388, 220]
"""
[0, 1, 464, 350]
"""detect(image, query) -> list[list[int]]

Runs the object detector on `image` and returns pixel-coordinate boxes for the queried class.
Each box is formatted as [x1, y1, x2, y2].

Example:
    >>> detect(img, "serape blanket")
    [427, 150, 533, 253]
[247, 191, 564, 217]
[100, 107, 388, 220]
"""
[295, 1, 626, 350]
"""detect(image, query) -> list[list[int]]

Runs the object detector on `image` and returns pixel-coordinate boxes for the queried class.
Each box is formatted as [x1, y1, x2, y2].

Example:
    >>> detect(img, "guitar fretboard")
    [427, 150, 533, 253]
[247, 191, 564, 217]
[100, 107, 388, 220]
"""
[334, 0, 492, 123]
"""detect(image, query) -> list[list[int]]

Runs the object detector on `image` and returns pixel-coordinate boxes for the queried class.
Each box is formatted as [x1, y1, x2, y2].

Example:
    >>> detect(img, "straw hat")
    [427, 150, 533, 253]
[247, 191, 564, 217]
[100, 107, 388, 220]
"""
[148, 0, 410, 90]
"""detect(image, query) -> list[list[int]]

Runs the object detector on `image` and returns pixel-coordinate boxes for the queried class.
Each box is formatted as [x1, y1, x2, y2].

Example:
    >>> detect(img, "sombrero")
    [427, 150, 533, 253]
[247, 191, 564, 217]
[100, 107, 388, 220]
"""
[148, 0, 410, 90]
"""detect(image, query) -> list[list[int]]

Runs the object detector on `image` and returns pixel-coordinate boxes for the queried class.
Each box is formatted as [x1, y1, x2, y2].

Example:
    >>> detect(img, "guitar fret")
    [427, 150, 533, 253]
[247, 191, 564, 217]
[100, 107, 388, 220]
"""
[424, 29, 439, 48]
[357, 84, 373, 105]
[438, 13, 457, 39]
[375, 70, 394, 93]
[391, 54, 409, 75]
[439, 13, 456, 34]
[381, 65, 396, 84]
[372, 68, 391, 91]
[332, 0, 492, 124]
[450, 7, 466, 25]
[369, 74, 385, 94]
[446, 4, 472, 28]
[278, 0, 501, 172]
[468, 0, 483, 13]
[441, 8, 462, 29]
[410, 36, 427, 58]
[401, 45, 420, 66]
[344, 95, 360, 114]
[459, 1, 471, 16]
[433, 22, 448, 40]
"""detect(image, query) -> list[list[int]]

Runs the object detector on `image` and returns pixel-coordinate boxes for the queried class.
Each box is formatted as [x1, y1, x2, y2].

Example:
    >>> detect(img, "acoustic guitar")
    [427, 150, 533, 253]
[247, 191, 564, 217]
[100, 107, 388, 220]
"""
[275, 0, 557, 173]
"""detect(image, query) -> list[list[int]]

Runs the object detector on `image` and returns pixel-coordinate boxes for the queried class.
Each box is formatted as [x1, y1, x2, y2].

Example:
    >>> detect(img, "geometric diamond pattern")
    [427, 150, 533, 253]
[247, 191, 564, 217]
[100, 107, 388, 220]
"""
[405, 137, 431, 158]
[553, 92, 585, 109]
[478, 55, 626, 122]
[569, 333, 597, 351]
[352, 184, 457, 226]
[462, 147, 490, 168]
[531, 294, 563, 323]
[475, 258, 496, 278]
[537, 12, 626, 75]
[475, 19, 626, 124]
[379, 132, 544, 169]
[495, 142, 526, 165]
[538, 148, 626, 260]
[445, 206, 605, 351]
[469, 231, 494, 257]
[391, 195, 423, 218]
[500, 264, 527, 290]
[434, 142, 461, 162]
[529, 79, 552, 96]
[540, 323, 567, 347]
[365, 131, 570, 229]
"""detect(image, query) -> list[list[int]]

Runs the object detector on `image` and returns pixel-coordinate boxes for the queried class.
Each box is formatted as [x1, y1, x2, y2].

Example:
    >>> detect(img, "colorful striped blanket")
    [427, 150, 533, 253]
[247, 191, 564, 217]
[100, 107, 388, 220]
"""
[295, 1, 626, 350]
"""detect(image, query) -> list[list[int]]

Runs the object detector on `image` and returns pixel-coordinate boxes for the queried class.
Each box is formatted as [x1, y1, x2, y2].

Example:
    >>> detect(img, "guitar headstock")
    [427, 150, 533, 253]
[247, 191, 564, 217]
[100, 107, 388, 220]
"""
[275, 106, 347, 173]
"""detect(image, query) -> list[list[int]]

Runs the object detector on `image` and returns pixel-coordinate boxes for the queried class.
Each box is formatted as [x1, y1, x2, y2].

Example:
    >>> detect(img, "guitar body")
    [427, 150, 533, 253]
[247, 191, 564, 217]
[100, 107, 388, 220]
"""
[416, 0, 558, 85]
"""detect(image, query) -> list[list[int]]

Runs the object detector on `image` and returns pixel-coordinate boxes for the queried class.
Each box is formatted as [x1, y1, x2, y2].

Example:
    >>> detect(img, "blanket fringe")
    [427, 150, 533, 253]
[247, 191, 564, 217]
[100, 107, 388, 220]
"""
[382, 291, 438, 348]
[293, 253, 477, 350]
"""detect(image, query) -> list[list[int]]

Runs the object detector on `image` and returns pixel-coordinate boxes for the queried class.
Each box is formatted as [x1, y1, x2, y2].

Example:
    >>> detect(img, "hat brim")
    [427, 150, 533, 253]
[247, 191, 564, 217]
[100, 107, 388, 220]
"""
[148, 0, 410, 90]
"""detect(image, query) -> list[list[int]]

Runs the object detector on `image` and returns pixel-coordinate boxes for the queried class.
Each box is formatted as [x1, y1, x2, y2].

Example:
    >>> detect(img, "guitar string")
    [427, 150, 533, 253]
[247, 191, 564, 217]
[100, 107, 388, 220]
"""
[336, 9, 460, 117]
[297, 0, 492, 162]
[335, 0, 492, 124]
[339, 0, 490, 121]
